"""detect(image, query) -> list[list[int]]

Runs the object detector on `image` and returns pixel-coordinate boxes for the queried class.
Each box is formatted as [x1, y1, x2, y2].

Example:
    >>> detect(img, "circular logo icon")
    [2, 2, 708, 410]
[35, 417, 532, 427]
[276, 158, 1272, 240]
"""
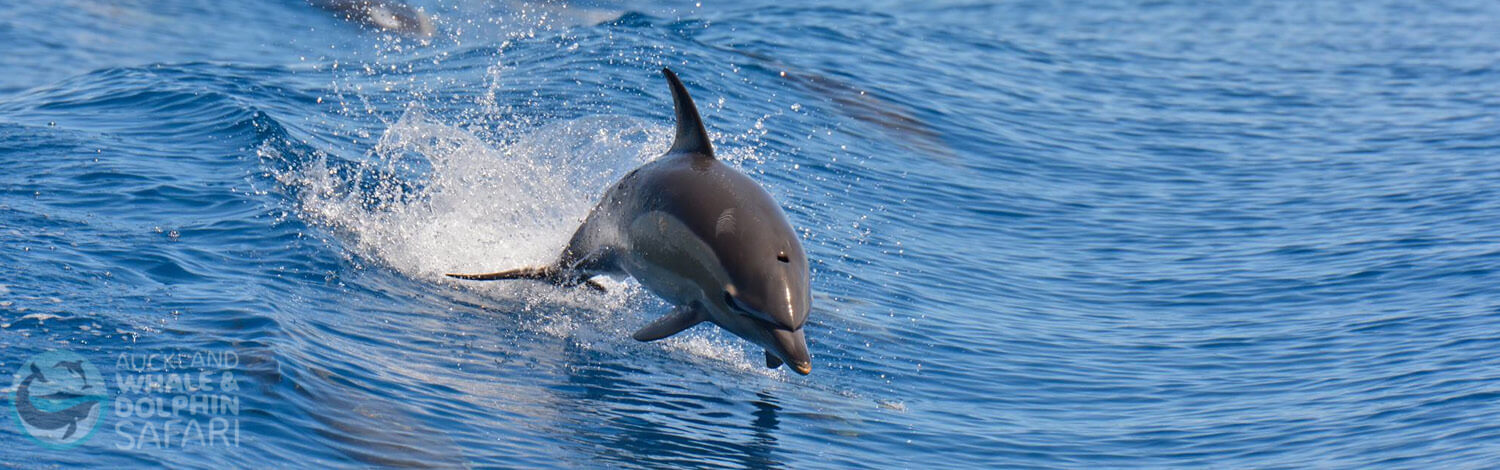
[11, 350, 107, 448]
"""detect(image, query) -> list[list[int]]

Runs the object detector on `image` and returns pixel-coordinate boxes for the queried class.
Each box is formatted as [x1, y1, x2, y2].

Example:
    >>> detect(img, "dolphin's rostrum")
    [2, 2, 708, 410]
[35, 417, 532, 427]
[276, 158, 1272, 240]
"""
[449, 68, 814, 374]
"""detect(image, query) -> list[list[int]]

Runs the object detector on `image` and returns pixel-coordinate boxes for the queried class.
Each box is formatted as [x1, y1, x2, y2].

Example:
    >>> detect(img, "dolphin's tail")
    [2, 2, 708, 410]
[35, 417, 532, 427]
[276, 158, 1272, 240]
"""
[446, 266, 554, 281]
[446, 266, 605, 292]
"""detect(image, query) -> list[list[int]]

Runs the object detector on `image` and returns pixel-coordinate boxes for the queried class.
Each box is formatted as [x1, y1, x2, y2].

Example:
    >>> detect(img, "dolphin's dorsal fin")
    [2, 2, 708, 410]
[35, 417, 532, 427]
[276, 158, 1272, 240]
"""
[662, 67, 714, 157]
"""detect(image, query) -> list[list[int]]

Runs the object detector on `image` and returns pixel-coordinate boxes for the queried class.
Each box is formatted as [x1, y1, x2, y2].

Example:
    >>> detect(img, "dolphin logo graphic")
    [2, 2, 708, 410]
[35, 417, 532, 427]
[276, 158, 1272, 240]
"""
[12, 351, 106, 446]
[54, 360, 92, 389]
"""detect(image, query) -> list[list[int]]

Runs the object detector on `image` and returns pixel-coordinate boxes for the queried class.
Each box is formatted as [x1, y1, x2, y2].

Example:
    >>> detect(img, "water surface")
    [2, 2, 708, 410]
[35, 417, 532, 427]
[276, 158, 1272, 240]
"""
[2, 0, 1499, 467]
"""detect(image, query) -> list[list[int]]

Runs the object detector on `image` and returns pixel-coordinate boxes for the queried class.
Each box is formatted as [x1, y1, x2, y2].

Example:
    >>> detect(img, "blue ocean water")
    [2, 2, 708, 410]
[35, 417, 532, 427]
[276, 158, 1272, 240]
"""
[2, 0, 1499, 467]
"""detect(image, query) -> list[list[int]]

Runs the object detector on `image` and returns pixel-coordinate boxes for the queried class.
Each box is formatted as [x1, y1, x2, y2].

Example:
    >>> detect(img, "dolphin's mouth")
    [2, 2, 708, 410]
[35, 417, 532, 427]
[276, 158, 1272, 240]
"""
[790, 360, 812, 375]
[770, 328, 812, 375]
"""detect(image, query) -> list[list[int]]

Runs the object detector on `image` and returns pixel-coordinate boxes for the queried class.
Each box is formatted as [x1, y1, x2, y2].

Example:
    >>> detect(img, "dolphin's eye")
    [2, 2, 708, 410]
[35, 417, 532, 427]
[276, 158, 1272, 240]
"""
[777, 252, 789, 263]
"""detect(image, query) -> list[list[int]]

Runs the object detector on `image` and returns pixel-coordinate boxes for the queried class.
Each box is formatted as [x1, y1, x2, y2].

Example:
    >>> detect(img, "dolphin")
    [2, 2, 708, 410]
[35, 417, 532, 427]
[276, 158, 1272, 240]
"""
[310, 0, 435, 37]
[723, 47, 956, 160]
[449, 68, 814, 374]
[54, 360, 92, 389]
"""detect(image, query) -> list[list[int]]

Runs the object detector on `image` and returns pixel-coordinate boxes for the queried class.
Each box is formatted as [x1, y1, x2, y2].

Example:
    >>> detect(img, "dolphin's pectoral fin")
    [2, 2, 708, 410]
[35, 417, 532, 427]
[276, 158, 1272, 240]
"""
[632, 305, 705, 342]
[63, 421, 77, 440]
[764, 351, 783, 369]
[584, 278, 608, 292]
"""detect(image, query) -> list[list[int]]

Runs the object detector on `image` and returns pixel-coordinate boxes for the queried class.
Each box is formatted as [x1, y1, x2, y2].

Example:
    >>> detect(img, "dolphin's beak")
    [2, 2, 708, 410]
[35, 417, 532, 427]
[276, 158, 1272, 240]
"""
[791, 361, 811, 375]
[772, 328, 812, 375]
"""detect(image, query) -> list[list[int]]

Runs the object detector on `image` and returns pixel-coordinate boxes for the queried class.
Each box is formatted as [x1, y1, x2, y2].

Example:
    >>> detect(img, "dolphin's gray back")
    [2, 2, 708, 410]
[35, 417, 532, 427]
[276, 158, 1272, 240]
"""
[639, 153, 799, 278]
[562, 148, 807, 324]
[569, 151, 785, 252]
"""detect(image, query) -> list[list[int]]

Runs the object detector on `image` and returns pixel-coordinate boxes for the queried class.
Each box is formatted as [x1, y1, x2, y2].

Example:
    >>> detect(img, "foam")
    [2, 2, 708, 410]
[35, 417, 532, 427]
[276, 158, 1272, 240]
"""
[285, 107, 659, 284]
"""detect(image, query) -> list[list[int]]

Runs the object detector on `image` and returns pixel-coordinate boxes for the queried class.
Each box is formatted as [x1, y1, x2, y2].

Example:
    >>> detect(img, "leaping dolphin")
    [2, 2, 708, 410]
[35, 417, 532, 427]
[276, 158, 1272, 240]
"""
[449, 68, 814, 375]
[55, 360, 92, 389]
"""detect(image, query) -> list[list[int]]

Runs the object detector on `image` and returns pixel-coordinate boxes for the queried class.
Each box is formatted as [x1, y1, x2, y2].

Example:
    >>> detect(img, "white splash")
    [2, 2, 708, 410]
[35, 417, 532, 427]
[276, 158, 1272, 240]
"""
[285, 107, 661, 284]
